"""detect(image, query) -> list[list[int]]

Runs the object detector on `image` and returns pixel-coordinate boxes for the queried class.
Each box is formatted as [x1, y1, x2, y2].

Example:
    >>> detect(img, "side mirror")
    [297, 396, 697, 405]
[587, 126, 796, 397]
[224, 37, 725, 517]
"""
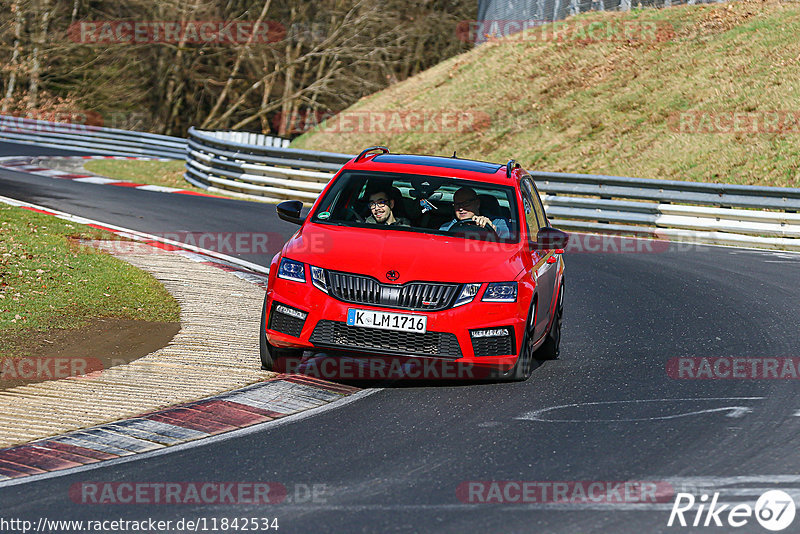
[536, 227, 569, 250]
[276, 200, 305, 225]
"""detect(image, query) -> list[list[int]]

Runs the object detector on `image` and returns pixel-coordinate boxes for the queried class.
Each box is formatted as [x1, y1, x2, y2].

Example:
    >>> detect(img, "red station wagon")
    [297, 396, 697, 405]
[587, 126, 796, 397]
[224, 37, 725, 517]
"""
[260, 147, 568, 381]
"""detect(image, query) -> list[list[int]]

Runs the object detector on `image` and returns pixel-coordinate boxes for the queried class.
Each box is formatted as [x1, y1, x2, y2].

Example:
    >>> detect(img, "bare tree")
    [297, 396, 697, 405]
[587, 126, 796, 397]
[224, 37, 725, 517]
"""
[0, 0, 475, 134]
[200, 0, 273, 129]
[27, 0, 52, 109]
[2, 0, 24, 113]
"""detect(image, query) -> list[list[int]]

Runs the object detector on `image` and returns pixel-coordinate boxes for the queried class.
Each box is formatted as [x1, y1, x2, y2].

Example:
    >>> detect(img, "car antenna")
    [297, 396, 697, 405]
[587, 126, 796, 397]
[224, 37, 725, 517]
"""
[452, 151, 457, 158]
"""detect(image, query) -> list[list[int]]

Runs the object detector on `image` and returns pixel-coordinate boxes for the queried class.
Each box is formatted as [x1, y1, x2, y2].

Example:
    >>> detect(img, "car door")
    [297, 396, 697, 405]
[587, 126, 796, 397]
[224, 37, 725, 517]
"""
[521, 176, 557, 341]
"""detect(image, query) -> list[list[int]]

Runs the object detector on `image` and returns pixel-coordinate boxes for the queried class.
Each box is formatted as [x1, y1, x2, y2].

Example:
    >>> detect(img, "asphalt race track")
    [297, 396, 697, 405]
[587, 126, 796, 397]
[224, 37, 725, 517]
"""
[2, 141, 800, 533]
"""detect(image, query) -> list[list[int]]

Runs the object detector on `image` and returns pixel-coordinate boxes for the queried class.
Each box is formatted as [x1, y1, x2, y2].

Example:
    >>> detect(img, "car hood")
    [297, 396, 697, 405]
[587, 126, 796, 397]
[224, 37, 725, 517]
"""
[283, 223, 526, 284]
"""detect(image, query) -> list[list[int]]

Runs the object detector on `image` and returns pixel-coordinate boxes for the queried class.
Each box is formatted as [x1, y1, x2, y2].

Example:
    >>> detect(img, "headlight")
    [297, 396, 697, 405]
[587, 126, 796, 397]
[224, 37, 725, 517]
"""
[277, 258, 306, 283]
[453, 283, 482, 307]
[482, 282, 517, 302]
[310, 265, 327, 292]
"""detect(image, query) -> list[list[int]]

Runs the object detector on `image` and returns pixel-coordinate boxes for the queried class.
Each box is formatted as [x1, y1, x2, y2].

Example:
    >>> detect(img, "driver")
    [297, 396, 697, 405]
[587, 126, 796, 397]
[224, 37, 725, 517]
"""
[439, 187, 510, 238]
[366, 188, 410, 226]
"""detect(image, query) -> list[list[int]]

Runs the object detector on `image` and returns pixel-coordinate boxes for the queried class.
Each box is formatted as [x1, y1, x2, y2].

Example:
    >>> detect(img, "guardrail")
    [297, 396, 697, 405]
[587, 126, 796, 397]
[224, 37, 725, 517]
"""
[0, 115, 186, 159]
[184, 131, 800, 251]
[185, 127, 348, 202]
[535, 171, 800, 251]
[5, 117, 796, 252]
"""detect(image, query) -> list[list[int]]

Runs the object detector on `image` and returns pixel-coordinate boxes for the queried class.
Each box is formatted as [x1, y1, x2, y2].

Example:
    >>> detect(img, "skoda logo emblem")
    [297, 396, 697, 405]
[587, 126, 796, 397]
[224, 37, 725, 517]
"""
[386, 270, 400, 281]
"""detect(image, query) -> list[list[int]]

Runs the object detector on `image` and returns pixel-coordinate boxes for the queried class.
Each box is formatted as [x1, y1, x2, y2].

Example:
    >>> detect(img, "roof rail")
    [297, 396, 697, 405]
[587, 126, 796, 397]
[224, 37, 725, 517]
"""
[355, 146, 389, 162]
[506, 159, 520, 178]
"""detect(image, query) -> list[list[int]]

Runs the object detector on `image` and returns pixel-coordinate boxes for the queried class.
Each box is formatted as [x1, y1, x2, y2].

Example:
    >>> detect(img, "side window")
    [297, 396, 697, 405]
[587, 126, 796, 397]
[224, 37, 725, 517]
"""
[530, 181, 547, 230]
[525, 177, 548, 229]
[521, 178, 543, 237]
[521, 194, 532, 236]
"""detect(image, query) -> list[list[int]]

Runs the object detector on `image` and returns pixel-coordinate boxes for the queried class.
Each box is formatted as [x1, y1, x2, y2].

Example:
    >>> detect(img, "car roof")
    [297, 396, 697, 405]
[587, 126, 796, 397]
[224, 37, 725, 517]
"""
[343, 153, 517, 185]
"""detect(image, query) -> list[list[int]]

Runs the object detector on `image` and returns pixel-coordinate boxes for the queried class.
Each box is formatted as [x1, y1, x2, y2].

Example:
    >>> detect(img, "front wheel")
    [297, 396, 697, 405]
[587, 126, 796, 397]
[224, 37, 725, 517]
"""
[495, 304, 536, 382]
[535, 283, 563, 361]
[259, 296, 304, 371]
[506, 329, 535, 382]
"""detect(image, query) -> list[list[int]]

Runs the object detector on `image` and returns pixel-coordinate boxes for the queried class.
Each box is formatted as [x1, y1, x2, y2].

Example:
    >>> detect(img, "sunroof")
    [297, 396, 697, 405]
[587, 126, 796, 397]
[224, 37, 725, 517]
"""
[371, 154, 502, 174]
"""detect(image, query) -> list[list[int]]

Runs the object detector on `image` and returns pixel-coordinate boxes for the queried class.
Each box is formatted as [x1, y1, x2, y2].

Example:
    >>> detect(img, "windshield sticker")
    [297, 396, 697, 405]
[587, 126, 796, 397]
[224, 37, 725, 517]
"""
[419, 198, 438, 213]
[318, 211, 331, 220]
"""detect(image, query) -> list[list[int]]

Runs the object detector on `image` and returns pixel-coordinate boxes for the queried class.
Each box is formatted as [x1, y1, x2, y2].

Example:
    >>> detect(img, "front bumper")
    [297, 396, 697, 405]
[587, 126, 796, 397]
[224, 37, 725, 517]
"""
[265, 276, 527, 370]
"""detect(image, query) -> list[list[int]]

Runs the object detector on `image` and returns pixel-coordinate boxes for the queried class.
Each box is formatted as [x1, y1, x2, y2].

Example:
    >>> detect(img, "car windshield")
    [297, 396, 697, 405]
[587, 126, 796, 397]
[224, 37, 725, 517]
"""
[310, 170, 519, 242]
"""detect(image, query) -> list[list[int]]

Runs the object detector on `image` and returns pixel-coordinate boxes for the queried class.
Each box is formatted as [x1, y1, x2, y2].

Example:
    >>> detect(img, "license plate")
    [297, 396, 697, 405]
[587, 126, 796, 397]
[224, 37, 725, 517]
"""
[347, 309, 427, 333]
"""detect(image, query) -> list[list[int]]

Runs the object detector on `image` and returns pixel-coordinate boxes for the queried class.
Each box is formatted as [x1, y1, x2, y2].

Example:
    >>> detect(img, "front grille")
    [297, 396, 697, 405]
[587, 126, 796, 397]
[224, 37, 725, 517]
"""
[397, 282, 459, 310]
[328, 271, 381, 305]
[268, 302, 306, 338]
[471, 329, 515, 356]
[326, 271, 459, 311]
[310, 320, 462, 359]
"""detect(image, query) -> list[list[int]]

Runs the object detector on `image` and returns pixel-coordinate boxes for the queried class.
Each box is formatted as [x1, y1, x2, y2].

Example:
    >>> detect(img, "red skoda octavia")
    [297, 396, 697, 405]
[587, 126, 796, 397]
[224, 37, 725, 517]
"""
[260, 147, 568, 381]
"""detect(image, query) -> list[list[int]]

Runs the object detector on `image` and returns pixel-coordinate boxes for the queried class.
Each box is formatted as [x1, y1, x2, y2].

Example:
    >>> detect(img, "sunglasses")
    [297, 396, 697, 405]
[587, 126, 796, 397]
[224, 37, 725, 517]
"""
[368, 198, 390, 208]
[454, 197, 478, 210]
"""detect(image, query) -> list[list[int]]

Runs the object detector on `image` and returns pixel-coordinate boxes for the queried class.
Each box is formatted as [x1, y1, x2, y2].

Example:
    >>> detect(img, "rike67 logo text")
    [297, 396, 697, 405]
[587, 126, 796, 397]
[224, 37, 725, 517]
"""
[668, 490, 796, 531]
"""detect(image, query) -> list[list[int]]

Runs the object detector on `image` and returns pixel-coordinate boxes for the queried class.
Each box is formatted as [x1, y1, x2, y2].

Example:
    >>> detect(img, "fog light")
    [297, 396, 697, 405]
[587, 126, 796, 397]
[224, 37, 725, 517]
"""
[275, 304, 307, 320]
[470, 328, 510, 338]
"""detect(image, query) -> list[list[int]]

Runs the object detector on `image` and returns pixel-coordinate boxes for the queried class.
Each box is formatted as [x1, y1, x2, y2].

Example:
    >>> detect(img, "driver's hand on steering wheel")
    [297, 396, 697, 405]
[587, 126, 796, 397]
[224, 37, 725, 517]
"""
[471, 215, 496, 232]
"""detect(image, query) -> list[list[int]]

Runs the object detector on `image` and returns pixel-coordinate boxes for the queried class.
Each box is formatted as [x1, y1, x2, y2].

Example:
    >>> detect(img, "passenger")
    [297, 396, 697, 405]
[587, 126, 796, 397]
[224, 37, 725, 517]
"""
[366, 189, 411, 226]
[439, 187, 510, 238]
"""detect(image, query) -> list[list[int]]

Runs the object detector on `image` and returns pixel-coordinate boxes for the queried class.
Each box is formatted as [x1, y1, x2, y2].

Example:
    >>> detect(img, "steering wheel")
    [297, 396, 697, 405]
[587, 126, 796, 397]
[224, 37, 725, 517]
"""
[448, 219, 497, 236]
[346, 206, 365, 223]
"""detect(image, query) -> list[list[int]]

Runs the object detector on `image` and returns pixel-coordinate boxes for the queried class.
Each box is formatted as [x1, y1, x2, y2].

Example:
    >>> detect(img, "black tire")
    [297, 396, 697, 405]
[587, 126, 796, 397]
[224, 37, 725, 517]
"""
[259, 296, 274, 370]
[259, 296, 304, 371]
[535, 283, 563, 361]
[495, 299, 536, 382]
[507, 329, 535, 382]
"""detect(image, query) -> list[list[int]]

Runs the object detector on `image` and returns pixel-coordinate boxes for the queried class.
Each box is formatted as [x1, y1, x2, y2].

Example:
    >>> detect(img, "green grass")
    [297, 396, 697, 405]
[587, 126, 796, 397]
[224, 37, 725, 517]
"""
[0, 206, 180, 356]
[293, 0, 800, 188]
[82, 159, 270, 202]
[83, 159, 188, 189]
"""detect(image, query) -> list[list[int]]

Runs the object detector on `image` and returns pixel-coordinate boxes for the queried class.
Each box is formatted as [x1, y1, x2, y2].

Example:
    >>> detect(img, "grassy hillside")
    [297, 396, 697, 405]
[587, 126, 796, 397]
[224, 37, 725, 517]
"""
[294, 0, 800, 187]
